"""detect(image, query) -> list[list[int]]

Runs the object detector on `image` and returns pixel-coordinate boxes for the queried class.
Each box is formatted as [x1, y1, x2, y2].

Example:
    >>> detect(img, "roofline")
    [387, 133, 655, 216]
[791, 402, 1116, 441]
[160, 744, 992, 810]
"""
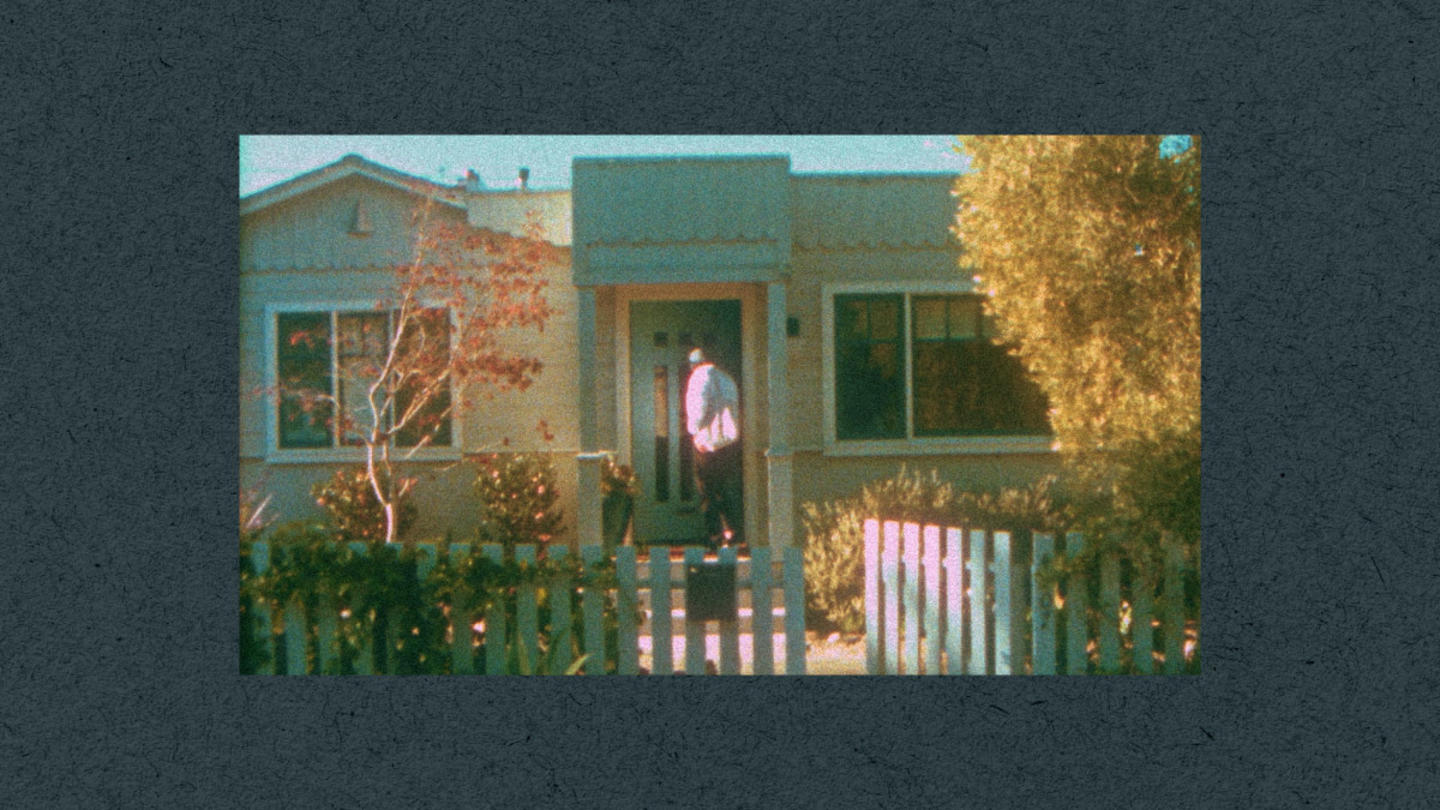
[573, 154, 791, 167]
[240, 154, 466, 216]
[791, 171, 962, 180]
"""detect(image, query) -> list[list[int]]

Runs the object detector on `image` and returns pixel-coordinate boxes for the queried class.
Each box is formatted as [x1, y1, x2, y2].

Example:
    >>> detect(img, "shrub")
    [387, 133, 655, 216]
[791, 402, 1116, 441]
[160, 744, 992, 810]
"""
[312, 466, 418, 544]
[474, 453, 564, 552]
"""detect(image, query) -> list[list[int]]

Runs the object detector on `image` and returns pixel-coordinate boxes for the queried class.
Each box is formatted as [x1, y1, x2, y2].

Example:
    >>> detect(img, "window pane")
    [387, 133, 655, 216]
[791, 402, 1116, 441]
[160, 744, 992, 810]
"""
[948, 297, 981, 339]
[913, 297, 947, 340]
[277, 313, 333, 448]
[913, 337, 1050, 436]
[835, 294, 905, 440]
[338, 312, 389, 445]
[868, 298, 899, 340]
[395, 309, 453, 448]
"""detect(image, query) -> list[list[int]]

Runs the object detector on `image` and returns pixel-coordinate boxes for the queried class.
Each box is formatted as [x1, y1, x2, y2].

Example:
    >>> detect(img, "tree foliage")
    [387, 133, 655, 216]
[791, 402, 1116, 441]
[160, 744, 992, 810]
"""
[953, 136, 1200, 548]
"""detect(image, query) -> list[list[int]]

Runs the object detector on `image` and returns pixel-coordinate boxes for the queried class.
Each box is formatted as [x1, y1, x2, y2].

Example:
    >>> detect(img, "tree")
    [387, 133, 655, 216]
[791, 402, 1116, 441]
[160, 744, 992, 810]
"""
[953, 136, 1200, 547]
[280, 190, 556, 545]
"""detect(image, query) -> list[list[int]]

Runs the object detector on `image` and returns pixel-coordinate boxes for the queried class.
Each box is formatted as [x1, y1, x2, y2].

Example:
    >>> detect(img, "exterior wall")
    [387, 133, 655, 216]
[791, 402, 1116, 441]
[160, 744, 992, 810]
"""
[240, 174, 585, 544]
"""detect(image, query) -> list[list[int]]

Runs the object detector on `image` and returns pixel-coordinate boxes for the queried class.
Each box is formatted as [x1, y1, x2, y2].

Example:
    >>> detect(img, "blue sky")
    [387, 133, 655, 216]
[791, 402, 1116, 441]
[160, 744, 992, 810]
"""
[239, 135, 968, 196]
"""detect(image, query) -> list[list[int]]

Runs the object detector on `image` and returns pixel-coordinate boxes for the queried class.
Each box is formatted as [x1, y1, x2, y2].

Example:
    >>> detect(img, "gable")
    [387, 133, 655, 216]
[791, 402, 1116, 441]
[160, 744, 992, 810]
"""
[240, 173, 470, 273]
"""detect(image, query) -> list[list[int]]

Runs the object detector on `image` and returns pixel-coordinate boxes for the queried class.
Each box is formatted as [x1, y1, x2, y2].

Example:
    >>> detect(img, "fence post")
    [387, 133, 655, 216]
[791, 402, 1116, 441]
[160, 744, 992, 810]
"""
[615, 546, 639, 675]
[751, 546, 774, 676]
[922, 525, 943, 676]
[881, 521, 901, 676]
[864, 520, 881, 675]
[548, 546, 573, 675]
[967, 530, 989, 675]
[684, 547, 707, 675]
[1031, 534, 1057, 675]
[650, 547, 673, 675]
[784, 545, 807, 675]
[902, 522, 921, 675]
[1064, 533, 1087, 676]
[581, 545, 606, 676]
[1099, 551, 1121, 673]
[718, 546, 742, 675]
[944, 527, 965, 676]
[249, 541, 274, 675]
[479, 544, 503, 675]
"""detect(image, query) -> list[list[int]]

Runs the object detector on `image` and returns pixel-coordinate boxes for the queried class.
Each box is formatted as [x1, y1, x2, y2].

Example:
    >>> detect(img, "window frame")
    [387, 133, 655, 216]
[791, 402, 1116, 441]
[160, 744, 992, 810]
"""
[821, 280, 1054, 457]
[264, 301, 463, 464]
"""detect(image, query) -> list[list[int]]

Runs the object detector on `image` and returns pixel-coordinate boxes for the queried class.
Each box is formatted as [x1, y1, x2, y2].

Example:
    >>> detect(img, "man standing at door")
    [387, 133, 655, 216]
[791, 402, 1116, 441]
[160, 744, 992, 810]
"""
[685, 348, 742, 550]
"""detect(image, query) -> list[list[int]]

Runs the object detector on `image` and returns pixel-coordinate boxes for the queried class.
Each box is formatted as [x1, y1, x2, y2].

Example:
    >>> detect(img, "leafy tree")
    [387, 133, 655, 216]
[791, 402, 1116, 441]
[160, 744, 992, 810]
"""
[280, 192, 556, 545]
[953, 136, 1200, 550]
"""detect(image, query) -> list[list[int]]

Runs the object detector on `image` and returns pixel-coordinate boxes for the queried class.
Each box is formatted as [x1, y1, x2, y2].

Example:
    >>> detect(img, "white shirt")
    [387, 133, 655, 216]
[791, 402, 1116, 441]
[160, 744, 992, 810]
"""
[685, 363, 740, 452]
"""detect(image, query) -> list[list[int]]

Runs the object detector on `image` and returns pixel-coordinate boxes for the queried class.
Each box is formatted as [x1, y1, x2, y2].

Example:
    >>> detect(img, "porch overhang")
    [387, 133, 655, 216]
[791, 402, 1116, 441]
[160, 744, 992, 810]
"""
[572, 155, 792, 287]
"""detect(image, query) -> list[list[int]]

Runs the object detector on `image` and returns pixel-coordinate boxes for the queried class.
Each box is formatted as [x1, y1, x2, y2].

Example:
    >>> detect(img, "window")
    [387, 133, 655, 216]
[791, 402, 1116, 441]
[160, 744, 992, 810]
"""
[274, 308, 453, 451]
[829, 288, 1050, 449]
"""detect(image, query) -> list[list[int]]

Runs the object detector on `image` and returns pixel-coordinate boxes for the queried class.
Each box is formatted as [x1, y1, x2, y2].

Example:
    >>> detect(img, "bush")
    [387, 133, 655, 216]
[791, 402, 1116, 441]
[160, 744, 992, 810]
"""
[474, 453, 564, 552]
[311, 466, 418, 544]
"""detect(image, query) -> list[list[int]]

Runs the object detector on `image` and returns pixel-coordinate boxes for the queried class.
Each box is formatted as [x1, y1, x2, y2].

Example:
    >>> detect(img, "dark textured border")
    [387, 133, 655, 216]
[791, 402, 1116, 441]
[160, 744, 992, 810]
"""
[7, 2, 1437, 806]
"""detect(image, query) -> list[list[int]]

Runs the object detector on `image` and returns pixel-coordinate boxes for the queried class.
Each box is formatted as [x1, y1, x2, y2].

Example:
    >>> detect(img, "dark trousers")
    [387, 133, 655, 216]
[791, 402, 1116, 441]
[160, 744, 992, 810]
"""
[695, 441, 743, 548]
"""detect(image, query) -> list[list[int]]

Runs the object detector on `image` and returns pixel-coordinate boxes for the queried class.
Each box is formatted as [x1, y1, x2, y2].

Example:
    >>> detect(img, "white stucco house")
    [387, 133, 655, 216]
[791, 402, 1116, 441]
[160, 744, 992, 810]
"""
[240, 153, 1059, 548]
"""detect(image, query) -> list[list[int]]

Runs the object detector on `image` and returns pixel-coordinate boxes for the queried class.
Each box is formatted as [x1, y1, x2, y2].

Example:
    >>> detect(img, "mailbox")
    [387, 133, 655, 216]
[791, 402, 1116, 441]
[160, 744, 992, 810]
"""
[685, 561, 738, 622]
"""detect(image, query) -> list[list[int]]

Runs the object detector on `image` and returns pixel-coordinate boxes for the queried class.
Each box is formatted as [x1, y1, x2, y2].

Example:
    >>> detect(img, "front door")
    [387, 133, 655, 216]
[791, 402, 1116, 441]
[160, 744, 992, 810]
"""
[630, 299, 742, 545]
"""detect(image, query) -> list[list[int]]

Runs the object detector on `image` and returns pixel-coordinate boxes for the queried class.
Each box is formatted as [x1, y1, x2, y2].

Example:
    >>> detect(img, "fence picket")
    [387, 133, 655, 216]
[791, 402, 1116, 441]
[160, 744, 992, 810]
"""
[284, 597, 307, 675]
[249, 541, 275, 675]
[902, 522, 921, 675]
[1064, 534, 1087, 676]
[581, 545, 605, 676]
[1031, 534, 1057, 675]
[993, 531, 1016, 675]
[1164, 542, 1185, 674]
[784, 546, 806, 675]
[548, 546, 572, 675]
[615, 546, 639, 675]
[881, 522, 900, 676]
[1131, 558, 1155, 675]
[1099, 552, 1121, 673]
[315, 593, 338, 675]
[347, 543, 373, 675]
[718, 547, 741, 675]
[684, 547, 706, 675]
[967, 530, 989, 675]
[864, 520, 881, 674]
[944, 527, 964, 676]
[922, 525, 942, 676]
[650, 548, 672, 675]
[514, 545, 539, 674]
[479, 544, 503, 676]
[751, 547, 774, 675]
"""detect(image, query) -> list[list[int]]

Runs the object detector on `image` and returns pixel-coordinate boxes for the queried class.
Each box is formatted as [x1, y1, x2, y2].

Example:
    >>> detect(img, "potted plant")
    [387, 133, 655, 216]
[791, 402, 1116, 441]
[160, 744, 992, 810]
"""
[600, 456, 639, 554]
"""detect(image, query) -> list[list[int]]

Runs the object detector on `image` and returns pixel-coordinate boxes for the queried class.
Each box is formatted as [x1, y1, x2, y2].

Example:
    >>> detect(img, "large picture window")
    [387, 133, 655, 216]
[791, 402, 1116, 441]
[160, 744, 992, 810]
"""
[275, 309, 453, 451]
[831, 290, 1049, 445]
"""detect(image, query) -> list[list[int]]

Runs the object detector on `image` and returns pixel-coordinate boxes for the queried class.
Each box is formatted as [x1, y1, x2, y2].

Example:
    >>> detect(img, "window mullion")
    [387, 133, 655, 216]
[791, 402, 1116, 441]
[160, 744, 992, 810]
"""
[903, 293, 915, 441]
[330, 310, 339, 448]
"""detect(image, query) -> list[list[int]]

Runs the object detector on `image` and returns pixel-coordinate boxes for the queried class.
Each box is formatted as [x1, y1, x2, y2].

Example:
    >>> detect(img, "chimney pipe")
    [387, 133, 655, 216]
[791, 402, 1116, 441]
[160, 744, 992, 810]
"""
[518, 167, 530, 190]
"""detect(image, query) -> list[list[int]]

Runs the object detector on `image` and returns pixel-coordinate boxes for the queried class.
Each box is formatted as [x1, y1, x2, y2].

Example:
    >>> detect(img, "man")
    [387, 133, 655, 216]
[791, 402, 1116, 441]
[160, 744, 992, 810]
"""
[684, 348, 742, 549]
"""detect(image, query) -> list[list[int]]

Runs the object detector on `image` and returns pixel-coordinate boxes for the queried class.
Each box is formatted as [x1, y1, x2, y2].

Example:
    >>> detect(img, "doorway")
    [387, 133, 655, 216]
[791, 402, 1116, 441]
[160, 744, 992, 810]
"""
[629, 299, 742, 545]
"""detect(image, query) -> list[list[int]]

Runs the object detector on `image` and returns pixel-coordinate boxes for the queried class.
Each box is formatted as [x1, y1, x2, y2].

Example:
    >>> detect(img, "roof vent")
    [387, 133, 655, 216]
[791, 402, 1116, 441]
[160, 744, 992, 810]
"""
[518, 167, 530, 190]
[349, 199, 373, 235]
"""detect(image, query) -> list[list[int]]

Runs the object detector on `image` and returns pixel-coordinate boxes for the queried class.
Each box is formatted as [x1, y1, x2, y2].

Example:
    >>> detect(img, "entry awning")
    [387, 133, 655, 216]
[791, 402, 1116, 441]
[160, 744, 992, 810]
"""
[572, 156, 791, 285]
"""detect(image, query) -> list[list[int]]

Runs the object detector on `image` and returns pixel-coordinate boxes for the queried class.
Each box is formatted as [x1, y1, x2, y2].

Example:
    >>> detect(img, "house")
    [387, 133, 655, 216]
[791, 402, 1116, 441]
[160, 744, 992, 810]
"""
[240, 153, 1060, 548]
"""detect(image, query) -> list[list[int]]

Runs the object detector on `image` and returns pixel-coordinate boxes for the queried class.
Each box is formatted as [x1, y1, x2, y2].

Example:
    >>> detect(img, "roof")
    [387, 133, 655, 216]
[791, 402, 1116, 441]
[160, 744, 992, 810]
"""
[791, 173, 960, 250]
[240, 154, 465, 217]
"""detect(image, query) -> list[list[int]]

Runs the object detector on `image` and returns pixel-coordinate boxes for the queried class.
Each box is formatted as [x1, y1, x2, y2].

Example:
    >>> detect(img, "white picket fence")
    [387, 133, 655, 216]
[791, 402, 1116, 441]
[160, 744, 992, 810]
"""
[863, 519, 1196, 675]
[245, 541, 806, 675]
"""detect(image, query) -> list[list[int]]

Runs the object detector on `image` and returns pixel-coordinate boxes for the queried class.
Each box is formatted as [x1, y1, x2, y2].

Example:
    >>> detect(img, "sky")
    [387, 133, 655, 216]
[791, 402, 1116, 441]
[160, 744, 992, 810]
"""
[238, 135, 968, 196]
